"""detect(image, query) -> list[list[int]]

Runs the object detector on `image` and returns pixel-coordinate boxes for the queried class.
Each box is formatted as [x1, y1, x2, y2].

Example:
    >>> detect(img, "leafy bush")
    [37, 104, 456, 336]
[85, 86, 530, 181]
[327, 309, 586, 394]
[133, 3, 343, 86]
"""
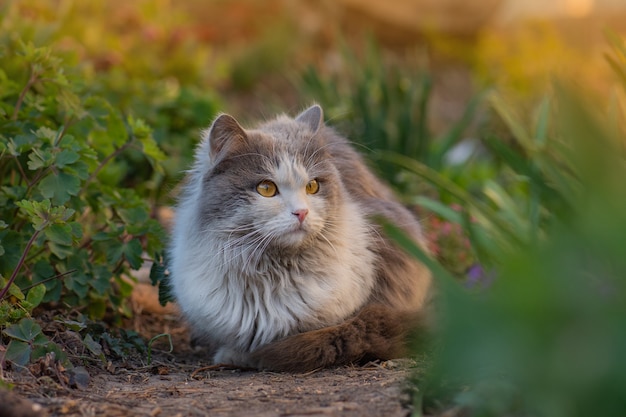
[1, 0, 221, 205]
[0, 33, 168, 365]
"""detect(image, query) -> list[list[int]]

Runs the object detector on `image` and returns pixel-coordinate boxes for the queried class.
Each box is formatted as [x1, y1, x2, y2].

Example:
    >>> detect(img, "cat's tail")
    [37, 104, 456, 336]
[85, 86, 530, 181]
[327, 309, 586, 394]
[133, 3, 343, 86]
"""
[250, 304, 430, 372]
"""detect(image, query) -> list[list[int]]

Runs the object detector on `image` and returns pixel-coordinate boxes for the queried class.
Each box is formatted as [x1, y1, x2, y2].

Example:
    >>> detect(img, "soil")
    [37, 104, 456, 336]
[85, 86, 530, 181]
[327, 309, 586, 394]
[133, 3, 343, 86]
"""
[1, 284, 418, 417]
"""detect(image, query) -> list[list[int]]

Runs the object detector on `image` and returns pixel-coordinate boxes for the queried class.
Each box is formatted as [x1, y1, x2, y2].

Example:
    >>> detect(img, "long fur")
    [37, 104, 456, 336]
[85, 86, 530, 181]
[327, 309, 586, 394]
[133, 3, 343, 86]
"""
[169, 105, 431, 370]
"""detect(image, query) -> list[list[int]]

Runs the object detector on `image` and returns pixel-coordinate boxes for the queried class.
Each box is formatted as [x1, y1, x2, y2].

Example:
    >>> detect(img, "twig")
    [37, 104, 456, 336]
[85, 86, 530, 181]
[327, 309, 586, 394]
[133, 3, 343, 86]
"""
[19, 269, 77, 292]
[79, 141, 133, 196]
[11, 66, 39, 121]
[190, 364, 254, 378]
[11, 155, 30, 186]
[0, 229, 42, 300]
[54, 118, 75, 147]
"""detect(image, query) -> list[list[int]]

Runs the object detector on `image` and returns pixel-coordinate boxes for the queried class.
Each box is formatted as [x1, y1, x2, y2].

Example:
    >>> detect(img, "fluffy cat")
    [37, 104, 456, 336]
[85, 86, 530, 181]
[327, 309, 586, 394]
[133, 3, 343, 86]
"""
[169, 105, 432, 371]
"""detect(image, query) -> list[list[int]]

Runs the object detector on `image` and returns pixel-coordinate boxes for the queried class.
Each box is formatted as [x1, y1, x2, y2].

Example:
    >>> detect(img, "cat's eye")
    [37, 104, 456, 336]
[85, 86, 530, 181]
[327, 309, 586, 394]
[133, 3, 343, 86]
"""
[256, 180, 278, 197]
[306, 179, 319, 195]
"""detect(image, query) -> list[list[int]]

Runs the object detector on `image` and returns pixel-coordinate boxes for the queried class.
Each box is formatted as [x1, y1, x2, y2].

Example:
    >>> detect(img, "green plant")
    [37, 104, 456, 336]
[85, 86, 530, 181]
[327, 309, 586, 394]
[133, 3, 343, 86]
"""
[395, 33, 626, 417]
[2, 319, 67, 367]
[1, 0, 221, 207]
[0, 35, 166, 355]
[300, 41, 488, 196]
[147, 333, 173, 365]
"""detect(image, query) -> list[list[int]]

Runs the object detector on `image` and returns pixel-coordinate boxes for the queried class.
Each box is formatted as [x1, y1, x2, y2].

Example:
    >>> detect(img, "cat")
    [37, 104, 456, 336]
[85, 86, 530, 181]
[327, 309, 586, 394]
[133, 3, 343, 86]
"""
[169, 104, 432, 371]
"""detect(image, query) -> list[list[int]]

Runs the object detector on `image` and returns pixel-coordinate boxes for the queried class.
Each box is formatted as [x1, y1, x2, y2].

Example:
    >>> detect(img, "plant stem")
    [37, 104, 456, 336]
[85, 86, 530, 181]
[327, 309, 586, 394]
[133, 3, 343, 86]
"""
[147, 333, 173, 365]
[0, 229, 42, 300]
[11, 67, 39, 121]
[11, 156, 30, 186]
[54, 117, 75, 147]
[20, 269, 77, 292]
[79, 141, 133, 196]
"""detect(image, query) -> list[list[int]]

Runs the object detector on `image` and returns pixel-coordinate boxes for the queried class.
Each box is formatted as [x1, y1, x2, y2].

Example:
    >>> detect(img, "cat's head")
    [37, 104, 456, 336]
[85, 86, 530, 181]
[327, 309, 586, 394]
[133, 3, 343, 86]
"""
[193, 105, 342, 251]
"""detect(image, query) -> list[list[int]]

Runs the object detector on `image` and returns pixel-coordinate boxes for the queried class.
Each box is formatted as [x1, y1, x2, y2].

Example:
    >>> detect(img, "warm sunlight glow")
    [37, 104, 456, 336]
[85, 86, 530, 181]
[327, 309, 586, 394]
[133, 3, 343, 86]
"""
[565, 0, 595, 17]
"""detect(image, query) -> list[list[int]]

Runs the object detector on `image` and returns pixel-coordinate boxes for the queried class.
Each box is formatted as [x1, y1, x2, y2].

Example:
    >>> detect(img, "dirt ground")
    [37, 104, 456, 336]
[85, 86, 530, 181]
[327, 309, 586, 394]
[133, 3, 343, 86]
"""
[1, 284, 418, 417]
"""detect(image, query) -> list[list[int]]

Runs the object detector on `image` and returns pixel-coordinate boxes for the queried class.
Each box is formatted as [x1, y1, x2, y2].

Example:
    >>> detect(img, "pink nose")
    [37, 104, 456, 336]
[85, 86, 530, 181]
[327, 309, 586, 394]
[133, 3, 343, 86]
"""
[292, 209, 309, 224]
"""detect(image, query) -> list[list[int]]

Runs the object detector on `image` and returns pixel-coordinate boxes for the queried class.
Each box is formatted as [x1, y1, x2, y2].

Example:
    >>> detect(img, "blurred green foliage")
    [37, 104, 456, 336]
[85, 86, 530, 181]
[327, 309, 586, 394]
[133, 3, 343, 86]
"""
[1, 0, 222, 203]
[300, 41, 493, 200]
[393, 33, 626, 417]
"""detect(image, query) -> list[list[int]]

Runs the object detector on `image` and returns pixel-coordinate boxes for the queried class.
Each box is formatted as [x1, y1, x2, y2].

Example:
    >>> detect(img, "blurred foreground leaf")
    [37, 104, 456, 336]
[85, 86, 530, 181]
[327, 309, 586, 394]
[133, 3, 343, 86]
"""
[410, 81, 626, 417]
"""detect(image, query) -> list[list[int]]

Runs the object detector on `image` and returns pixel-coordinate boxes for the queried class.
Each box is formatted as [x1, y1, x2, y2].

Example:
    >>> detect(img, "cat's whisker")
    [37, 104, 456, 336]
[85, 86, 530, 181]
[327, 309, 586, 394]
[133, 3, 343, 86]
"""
[317, 231, 339, 258]
[304, 142, 339, 169]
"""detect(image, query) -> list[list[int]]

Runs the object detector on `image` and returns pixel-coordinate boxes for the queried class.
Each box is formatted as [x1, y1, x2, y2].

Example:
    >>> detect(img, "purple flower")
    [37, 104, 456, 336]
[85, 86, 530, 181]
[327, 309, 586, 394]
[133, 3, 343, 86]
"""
[465, 264, 495, 290]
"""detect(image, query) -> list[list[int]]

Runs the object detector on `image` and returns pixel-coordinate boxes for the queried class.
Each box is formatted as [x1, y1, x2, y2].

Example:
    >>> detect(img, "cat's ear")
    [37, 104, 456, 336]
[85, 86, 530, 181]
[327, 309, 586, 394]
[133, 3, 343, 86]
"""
[296, 104, 324, 134]
[204, 113, 247, 159]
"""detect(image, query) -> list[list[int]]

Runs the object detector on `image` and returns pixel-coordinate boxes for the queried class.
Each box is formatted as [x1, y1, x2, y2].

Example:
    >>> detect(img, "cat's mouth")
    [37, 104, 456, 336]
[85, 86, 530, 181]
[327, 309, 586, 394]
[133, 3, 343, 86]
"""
[279, 223, 310, 245]
[288, 224, 307, 234]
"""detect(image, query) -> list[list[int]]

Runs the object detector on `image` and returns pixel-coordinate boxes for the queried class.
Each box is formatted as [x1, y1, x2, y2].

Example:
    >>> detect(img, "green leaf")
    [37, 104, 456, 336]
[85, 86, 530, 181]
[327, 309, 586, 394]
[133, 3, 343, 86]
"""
[15, 199, 75, 230]
[44, 223, 73, 245]
[124, 239, 144, 270]
[104, 237, 143, 269]
[3, 318, 43, 342]
[91, 266, 112, 295]
[83, 333, 104, 357]
[128, 116, 151, 138]
[7, 283, 25, 301]
[2, 185, 27, 201]
[379, 218, 457, 285]
[16, 199, 49, 230]
[7, 134, 36, 156]
[64, 159, 90, 180]
[413, 196, 464, 224]
[150, 252, 173, 306]
[533, 96, 551, 146]
[31, 341, 66, 363]
[38, 171, 81, 205]
[489, 93, 534, 151]
[32, 260, 56, 289]
[55, 149, 80, 168]
[48, 241, 74, 259]
[140, 136, 167, 164]
[118, 207, 148, 225]
[27, 148, 54, 170]
[4, 340, 31, 366]
[381, 151, 524, 248]
[33, 126, 58, 143]
[25, 284, 46, 309]
[149, 255, 166, 286]
[55, 318, 87, 332]
[68, 221, 83, 239]
[65, 272, 90, 299]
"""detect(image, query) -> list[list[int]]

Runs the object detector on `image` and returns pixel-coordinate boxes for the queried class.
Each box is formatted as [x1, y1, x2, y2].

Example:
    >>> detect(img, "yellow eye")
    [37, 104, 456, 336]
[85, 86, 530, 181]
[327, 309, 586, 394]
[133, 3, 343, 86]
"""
[305, 179, 319, 195]
[256, 180, 278, 197]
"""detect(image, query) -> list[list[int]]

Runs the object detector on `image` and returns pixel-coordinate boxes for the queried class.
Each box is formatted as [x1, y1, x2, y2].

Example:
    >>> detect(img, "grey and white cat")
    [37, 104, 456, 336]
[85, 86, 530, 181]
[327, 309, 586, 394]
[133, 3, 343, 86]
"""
[169, 105, 431, 371]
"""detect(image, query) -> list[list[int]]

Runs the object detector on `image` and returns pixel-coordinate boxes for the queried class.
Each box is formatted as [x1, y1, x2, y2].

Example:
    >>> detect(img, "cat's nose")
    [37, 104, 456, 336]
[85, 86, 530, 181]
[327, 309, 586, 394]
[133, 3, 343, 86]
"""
[292, 209, 309, 224]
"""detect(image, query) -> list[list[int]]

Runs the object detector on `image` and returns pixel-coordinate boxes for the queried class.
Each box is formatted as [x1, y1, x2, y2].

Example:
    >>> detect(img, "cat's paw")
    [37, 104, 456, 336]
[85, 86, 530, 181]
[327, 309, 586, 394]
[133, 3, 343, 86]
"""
[212, 347, 257, 368]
